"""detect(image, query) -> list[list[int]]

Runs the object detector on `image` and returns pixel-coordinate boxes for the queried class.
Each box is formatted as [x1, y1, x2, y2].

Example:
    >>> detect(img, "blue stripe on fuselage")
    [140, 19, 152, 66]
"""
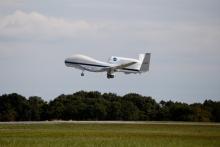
[65, 61, 139, 72]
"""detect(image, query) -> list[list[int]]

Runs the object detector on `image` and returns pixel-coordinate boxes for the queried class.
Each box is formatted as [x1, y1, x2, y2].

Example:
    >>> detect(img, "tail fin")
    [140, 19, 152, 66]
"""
[139, 53, 151, 72]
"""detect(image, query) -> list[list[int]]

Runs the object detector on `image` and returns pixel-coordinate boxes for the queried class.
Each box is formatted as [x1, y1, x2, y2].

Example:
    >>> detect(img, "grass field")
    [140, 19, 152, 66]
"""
[0, 122, 220, 147]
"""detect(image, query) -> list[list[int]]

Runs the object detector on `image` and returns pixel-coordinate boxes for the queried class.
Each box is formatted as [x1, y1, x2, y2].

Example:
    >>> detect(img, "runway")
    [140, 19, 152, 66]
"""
[0, 120, 219, 125]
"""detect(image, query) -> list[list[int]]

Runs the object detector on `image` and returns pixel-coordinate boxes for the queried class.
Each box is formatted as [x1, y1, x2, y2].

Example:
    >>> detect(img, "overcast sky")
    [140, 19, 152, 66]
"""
[0, 0, 220, 103]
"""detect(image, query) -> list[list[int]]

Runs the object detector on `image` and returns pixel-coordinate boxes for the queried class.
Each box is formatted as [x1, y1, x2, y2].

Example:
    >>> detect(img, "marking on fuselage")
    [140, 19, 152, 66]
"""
[65, 61, 139, 72]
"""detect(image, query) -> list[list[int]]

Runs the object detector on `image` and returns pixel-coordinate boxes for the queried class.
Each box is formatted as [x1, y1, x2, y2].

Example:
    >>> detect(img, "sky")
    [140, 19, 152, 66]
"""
[0, 0, 220, 103]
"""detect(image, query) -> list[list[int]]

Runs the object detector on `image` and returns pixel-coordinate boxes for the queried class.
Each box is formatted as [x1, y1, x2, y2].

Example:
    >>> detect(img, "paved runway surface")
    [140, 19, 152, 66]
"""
[0, 121, 219, 125]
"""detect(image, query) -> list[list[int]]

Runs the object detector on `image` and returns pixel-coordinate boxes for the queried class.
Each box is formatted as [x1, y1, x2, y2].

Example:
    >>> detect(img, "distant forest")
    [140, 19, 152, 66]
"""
[0, 91, 219, 122]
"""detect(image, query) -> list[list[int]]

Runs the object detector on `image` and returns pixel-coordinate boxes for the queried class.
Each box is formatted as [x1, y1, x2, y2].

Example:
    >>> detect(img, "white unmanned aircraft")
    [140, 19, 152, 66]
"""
[65, 53, 151, 79]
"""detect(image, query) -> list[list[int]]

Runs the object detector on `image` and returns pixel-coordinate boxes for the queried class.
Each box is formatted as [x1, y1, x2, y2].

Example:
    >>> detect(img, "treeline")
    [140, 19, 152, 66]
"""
[0, 91, 220, 122]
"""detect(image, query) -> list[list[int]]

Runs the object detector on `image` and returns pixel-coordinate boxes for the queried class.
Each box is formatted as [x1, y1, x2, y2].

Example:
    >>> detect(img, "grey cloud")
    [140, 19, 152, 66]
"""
[0, 10, 102, 40]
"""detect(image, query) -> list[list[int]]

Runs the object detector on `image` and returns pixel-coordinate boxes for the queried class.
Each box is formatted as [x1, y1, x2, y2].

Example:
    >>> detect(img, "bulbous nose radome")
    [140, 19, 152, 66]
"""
[64, 57, 72, 66]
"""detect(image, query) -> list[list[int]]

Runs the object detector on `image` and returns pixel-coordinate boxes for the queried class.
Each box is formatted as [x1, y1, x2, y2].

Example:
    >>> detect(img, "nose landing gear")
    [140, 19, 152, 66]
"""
[107, 73, 114, 79]
[81, 71, 84, 76]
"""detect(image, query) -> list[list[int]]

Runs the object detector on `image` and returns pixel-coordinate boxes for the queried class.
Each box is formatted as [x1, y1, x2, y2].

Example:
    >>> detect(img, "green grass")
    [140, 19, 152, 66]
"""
[0, 122, 220, 147]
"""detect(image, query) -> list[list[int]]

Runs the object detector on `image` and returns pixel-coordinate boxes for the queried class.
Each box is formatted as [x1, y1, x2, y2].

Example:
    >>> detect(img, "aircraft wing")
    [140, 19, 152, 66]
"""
[99, 61, 136, 72]
[110, 62, 136, 71]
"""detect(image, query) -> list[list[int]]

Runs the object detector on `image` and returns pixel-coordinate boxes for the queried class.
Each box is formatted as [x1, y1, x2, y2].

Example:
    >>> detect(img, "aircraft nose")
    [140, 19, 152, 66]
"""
[64, 58, 70, 64]
[64, 58, 71, 67]
[64, 59, 67, 63]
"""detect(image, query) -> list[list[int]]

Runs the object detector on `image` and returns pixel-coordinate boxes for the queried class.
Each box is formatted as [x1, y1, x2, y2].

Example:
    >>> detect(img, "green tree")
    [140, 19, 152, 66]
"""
[48, 94, 66, 120]
[28, 96, 47, 121]
[107, 101, 122, 120]
[169, 102, 194, 121]
[203, 100, 220, 122]
[121, 100, 140, 120]
[0, 93, 29, 121]
[191, 103, 211, 122]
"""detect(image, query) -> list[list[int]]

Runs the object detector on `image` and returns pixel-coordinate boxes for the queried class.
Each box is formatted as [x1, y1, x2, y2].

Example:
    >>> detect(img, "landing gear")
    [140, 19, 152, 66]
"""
[107, 73, 114, 79]
[81, 71, 84, 76]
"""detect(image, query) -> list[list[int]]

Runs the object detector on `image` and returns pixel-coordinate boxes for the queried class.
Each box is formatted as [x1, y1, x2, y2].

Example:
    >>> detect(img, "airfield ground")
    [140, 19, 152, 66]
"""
[0, 121, 219, 147]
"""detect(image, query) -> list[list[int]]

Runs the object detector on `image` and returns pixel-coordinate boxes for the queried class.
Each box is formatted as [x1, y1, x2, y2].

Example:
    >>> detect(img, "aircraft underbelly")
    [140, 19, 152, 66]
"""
[80, 65, 104, 72]
[118, 69, 139, 74]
